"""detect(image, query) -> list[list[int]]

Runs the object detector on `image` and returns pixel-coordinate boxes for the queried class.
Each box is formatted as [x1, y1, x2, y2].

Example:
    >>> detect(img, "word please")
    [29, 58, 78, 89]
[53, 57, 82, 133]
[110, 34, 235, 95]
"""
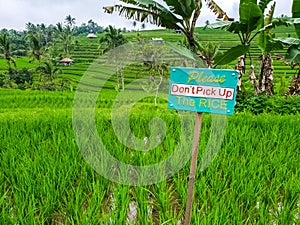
[187, 71, 226, 84]
[171, 83, 234, 100]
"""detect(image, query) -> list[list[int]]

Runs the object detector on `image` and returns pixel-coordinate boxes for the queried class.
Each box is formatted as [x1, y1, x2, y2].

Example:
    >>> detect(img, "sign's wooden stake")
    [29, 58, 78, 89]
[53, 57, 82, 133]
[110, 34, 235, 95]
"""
[184, 112, 203, 225]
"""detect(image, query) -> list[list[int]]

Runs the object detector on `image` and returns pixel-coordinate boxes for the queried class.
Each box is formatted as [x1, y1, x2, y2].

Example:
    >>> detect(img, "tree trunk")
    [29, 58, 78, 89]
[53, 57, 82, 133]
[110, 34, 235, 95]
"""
[285, 66, 300, 96]
[121, 67, 125, 91]
[5, 54, 11, 69]
[235, 55, 245, 92]
[259, 54, 274, 96]
[116, 66, 120, 90]
[154, 75, 163, 106]
[185, 31, 195, 50]
[249, 64, 259, 95]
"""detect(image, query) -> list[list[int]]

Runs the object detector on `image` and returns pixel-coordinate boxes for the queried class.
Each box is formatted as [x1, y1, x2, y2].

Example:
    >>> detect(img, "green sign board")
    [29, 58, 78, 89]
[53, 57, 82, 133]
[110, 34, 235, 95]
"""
[168, 67, 239, 115]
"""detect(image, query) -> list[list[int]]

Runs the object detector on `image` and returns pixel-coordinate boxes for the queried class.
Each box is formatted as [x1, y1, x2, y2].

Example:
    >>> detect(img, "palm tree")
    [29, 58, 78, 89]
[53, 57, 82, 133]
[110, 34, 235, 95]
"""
[36, 61, 62, 81]
[55, 22, 64, 34]
[25, 22, 38, 34]
[104, 0, 229, 49]
[56, 32, 74, 57]
[26, 32, 44, 63]
[99, 25, 128, 90]
[54, 23, 75, 57]
[65, 15, 76, 27]
[99, 25, 128, 54]
[0, 33, 16, 69]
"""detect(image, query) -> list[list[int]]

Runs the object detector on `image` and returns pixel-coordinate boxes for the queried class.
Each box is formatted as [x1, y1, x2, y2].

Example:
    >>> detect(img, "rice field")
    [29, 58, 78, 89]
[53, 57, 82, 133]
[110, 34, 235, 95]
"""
[1, 25, 299, 224]
[0, 89, 299, 224]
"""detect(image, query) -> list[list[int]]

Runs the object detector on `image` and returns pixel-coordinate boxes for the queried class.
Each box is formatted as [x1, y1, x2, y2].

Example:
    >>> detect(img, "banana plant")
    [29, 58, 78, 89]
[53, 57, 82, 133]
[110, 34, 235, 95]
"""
[178, 34, 220, 68]
[207, 0, 278, 93]
[273, 0, 300, 95]
[0, 33, 16, 69]
[293, 0, 300, 38]
[256, 2, 285, 96]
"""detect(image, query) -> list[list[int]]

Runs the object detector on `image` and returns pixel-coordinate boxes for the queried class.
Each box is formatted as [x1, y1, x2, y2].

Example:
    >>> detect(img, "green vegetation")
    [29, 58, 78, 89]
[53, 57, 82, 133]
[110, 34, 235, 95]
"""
[1, 0, 300, 224]
[1, 26, 298, 94]
[0, 90, 299, 224]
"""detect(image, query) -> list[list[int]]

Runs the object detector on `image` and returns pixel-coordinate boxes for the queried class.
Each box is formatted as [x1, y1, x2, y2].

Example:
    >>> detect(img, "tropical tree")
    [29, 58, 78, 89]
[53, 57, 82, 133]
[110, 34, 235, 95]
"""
[56, 32, 75, 57]
[87, 19, 100, 33]
[99, 25, 128, 91]
[0, 33, 16, 69]
[26, 32, 44, 63]
[179, 35, 220, 68]
[7, 68, 33, 89]
[99, 25, 128, 54]
[255, 1, 284, 95]
[25, 22, 55, 63]
[103, 0, 230, 49]
[4, 29, 27, 55]
[65, 15, 76, 27]
[209, 0, 280, 94]
[26, 22, 39, 34]
[54, 22, 75, 57]
[139, 41, 169, 105]
[293, 0, 300, 38]
[25, 22, 55, 46]
[36, 61, 62, 81]
[274, 0, 300, 95]
[74, 21, 104, 35]
[197, 42, 220, 68]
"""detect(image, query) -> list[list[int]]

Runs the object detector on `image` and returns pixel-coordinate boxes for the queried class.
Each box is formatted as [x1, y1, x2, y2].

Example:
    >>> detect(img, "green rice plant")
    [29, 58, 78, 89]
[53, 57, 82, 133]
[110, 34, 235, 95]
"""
[109, 184, 131, 224]
[132, 187, 152, 225]
[0, 89, 299, 224]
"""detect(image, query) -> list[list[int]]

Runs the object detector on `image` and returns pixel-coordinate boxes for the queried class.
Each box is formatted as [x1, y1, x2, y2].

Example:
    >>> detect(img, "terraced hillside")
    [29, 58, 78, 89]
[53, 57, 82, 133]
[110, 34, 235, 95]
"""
[56, 26, 296, 92]
[1, 26, 297, 92]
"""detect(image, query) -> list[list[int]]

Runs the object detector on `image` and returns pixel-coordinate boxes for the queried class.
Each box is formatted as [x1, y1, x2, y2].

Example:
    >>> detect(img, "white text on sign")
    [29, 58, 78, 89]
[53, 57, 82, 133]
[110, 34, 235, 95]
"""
[171, 83, 234, 100]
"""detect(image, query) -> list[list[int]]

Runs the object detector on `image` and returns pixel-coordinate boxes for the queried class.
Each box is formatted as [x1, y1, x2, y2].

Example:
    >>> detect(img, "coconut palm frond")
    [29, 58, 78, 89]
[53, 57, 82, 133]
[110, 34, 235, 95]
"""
[37, 61, 61, 81]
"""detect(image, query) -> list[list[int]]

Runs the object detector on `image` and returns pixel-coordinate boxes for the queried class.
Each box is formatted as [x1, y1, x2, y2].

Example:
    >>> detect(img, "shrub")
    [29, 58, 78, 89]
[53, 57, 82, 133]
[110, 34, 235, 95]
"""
[236, 94, 300, 114]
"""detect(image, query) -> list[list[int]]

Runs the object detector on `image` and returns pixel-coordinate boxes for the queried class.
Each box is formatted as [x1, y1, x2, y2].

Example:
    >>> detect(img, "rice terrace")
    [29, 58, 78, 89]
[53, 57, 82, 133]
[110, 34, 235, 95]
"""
[1, 0, 300, 224]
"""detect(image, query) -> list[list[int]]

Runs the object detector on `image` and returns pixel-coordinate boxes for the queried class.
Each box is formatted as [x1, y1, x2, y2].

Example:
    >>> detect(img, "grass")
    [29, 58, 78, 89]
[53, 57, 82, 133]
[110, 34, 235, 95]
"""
[0, 57, 38, 73]
[0, 89, 299, 224]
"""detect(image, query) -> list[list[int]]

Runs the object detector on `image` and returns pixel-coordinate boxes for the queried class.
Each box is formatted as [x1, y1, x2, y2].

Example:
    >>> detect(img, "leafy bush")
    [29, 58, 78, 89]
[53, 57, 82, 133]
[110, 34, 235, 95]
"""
[0, 68, 34, 89]
[236, 94, 300, 114]
[33, 78, 73, 91]
[8, 68, 33, 86]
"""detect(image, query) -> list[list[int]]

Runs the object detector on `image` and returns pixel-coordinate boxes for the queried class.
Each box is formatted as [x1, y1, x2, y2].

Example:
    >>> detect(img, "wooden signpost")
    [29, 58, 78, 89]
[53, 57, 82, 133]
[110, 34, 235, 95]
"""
[168, 67, 239, 225]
